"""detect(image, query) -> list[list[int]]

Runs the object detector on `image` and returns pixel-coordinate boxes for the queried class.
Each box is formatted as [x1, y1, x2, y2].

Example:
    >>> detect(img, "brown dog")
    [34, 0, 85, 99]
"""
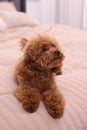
[14, 35, 65, 119]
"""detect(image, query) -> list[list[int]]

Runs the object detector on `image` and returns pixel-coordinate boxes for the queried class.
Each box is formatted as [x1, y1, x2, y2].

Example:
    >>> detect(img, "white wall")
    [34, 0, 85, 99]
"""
[82, 0, 87, 29]
[56, 0, 83, 28]
[26, 0, 56, 24]
[26, 0, 84, 28]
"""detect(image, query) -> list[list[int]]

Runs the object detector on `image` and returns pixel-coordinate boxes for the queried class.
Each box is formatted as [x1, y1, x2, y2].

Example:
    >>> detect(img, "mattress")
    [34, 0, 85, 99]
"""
[0, 24, 87, 130]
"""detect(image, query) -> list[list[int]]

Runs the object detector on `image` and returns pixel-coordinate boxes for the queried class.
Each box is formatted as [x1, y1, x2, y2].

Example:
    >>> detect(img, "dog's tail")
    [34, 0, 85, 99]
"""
[20, 38, 28, 50]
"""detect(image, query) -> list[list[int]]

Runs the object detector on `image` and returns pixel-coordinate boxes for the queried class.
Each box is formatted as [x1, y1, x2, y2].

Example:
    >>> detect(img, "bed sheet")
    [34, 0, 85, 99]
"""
[0, 24, 87, 130]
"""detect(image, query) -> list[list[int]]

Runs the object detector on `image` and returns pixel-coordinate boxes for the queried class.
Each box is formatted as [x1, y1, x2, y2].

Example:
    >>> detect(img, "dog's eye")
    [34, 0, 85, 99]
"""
[42, 47, 48, 52]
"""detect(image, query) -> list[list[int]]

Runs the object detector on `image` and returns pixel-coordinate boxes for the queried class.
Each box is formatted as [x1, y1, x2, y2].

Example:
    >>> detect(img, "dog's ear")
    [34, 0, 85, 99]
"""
[20, 38, 28, 51]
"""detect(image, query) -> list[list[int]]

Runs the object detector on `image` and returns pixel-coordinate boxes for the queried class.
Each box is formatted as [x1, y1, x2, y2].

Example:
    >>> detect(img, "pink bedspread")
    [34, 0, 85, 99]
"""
[0, 24, 87, 130]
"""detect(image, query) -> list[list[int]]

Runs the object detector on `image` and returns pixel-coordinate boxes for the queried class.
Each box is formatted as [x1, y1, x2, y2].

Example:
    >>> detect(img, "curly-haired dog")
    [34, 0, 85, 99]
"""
[14, 35, 65, 119]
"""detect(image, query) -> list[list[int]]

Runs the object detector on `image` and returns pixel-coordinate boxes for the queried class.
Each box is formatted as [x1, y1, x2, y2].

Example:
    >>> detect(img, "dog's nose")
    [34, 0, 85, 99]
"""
[55, 50, 61, 56]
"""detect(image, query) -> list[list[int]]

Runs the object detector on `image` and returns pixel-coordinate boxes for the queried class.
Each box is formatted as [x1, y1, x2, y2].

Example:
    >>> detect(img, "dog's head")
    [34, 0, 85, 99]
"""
[21, 35, 64, 73]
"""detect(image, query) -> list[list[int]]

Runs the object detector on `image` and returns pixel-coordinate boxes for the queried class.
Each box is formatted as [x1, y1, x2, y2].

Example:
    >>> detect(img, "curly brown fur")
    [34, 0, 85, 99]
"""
[14, 35, 65, 118]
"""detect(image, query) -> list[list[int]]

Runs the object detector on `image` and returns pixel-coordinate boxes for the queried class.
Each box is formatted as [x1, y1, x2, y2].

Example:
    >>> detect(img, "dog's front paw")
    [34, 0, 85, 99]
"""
[42, 89, 65, 119]
[47, 104, 65, 119]
[22, 99, 40, 113]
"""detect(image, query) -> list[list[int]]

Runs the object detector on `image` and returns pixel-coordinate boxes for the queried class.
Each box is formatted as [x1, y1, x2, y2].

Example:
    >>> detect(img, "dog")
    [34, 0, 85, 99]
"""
[14, 35, 65, 119]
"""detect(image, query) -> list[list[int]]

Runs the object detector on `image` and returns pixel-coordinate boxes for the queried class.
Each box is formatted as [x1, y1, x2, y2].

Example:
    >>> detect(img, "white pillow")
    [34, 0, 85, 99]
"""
[0, 2, 16, 11]
[0, 17, 7, 31]
[0, 11, 40, 28]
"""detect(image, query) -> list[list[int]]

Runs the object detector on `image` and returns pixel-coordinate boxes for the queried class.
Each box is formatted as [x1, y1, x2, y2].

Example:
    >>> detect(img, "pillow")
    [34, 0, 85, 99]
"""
[0, 17, 7, 31]
[0, 11, 40, 28]
[0, 2, 16, 11]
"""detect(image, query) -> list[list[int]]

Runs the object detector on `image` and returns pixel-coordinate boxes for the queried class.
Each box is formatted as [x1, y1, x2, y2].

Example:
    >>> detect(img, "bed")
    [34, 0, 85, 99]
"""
[0, 0, 87, 130]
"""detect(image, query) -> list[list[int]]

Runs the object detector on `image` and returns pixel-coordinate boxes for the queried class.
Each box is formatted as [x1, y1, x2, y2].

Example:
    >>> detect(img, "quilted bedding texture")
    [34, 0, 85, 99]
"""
[0, 24, 87, 130]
